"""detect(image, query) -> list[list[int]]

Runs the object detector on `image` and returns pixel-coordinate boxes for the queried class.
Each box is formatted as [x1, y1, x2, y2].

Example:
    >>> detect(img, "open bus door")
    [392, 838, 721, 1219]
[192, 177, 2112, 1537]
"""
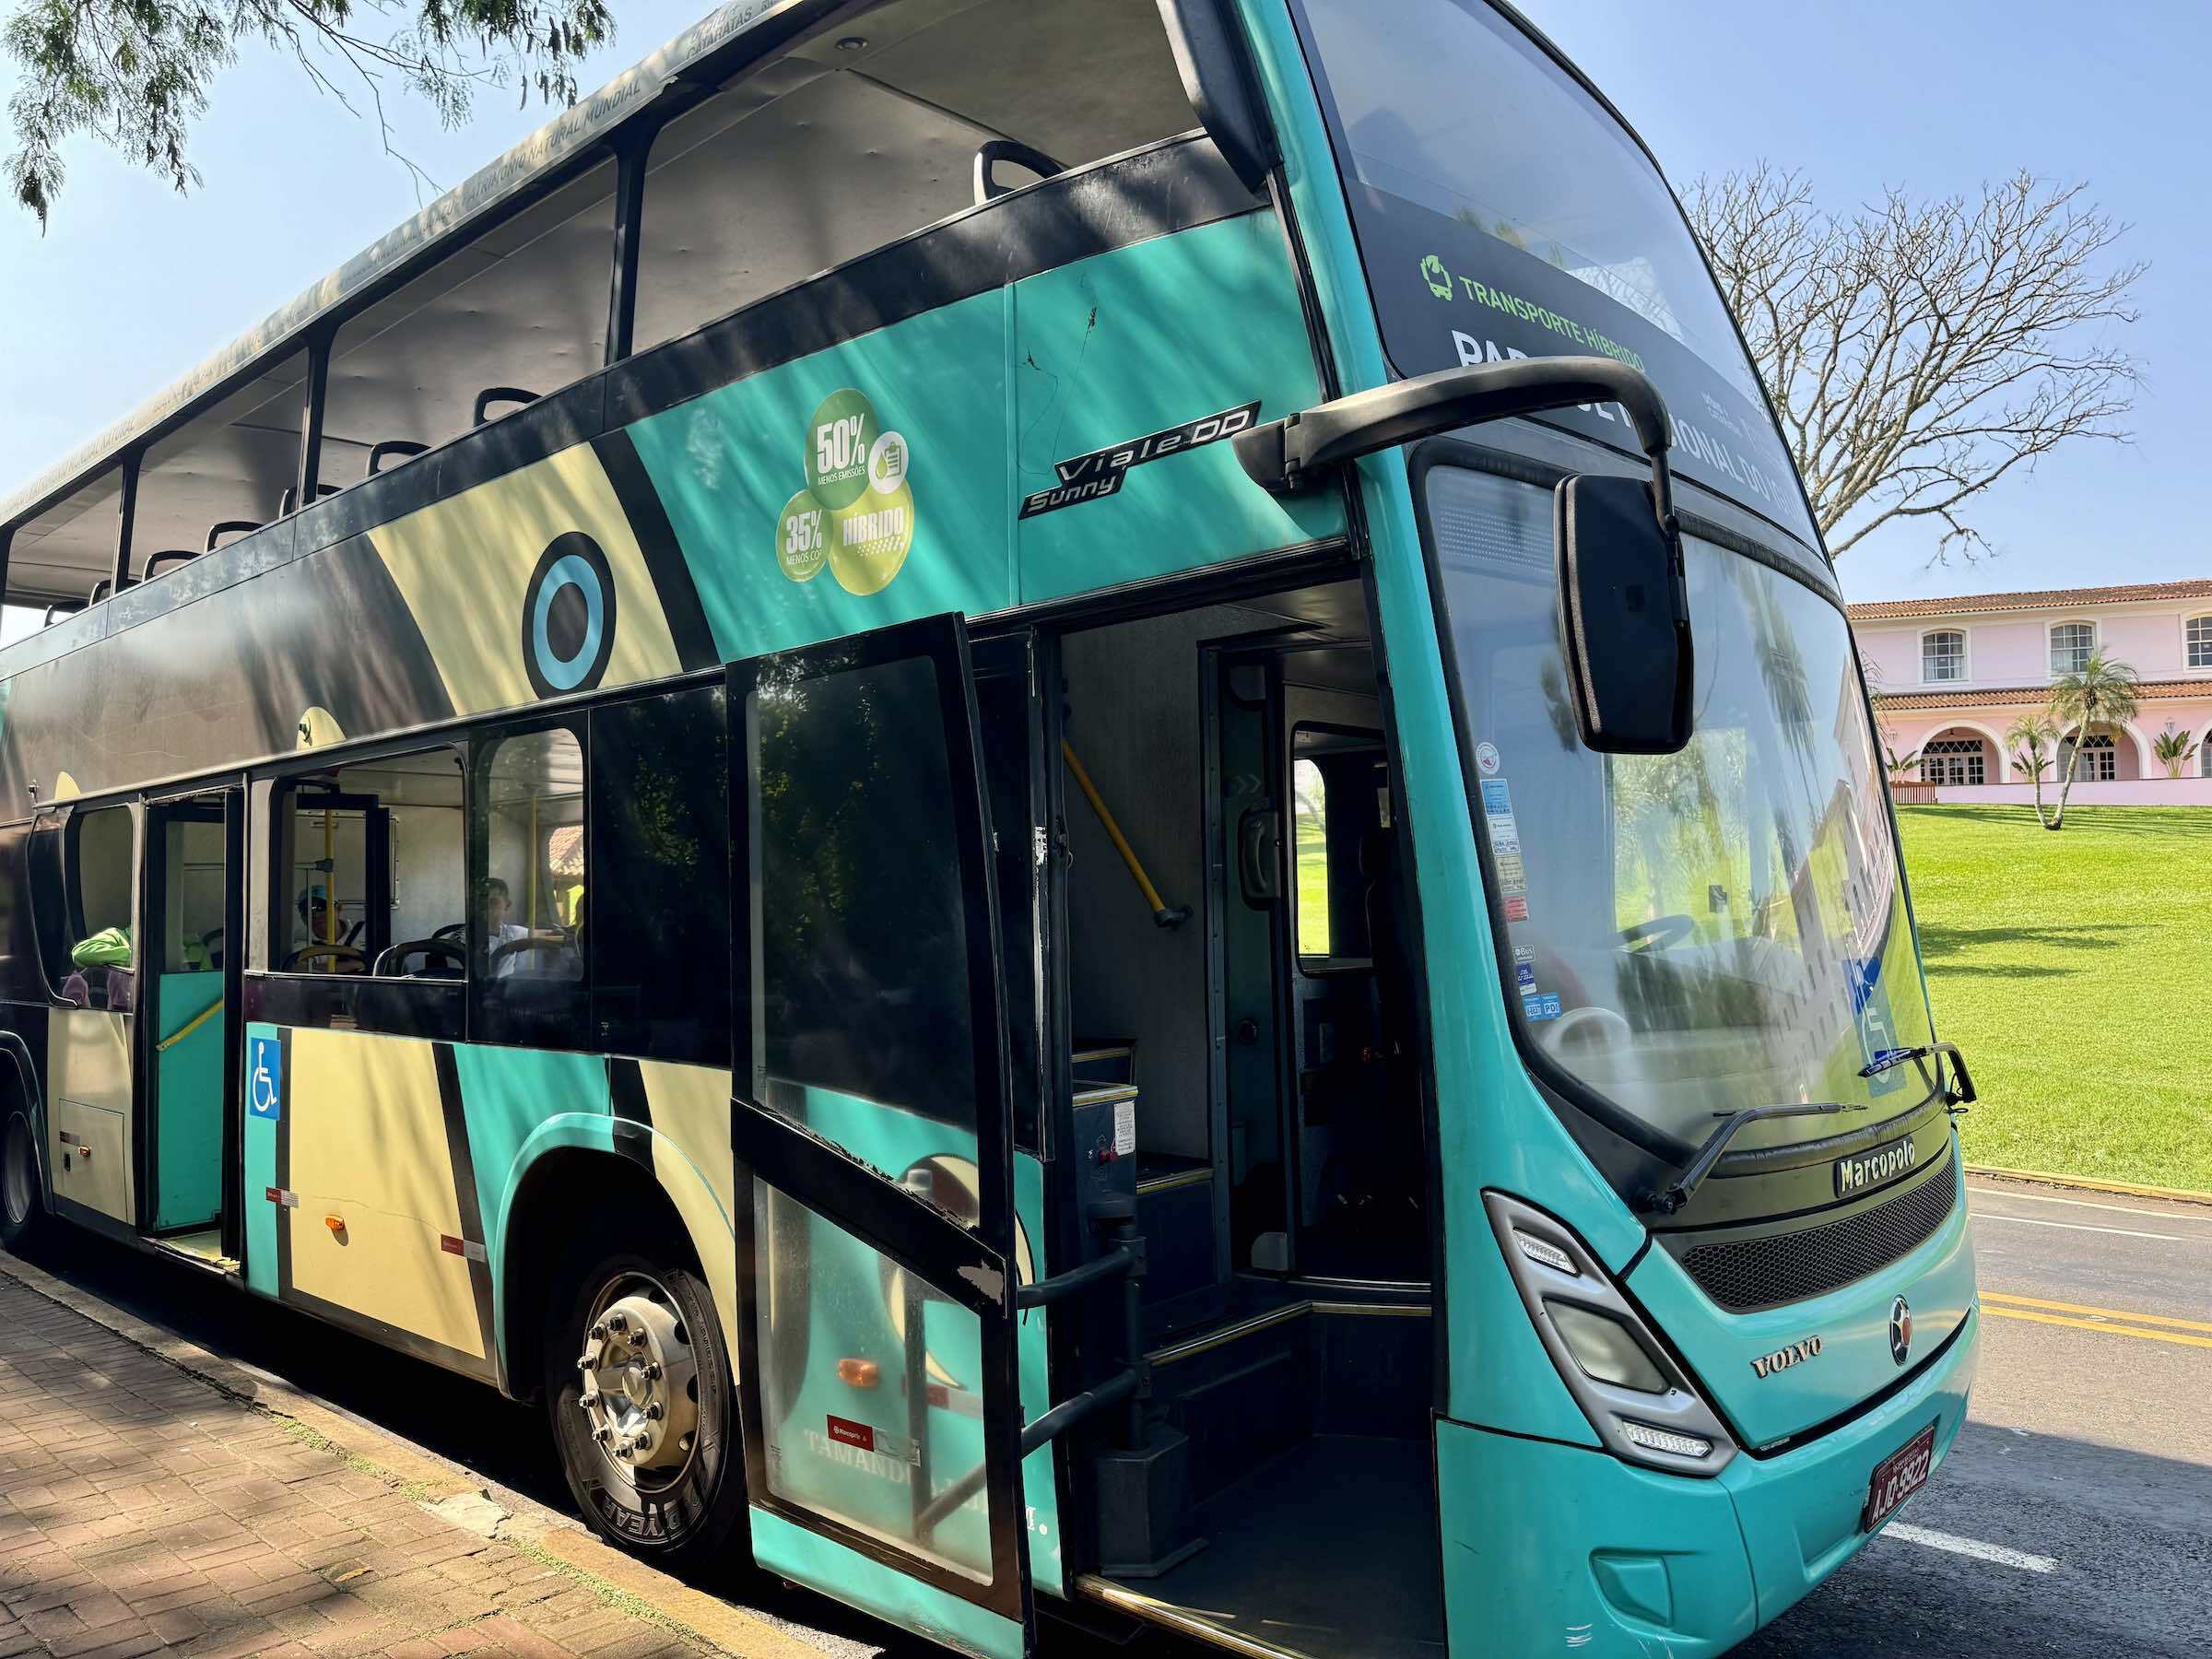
[726, 616, 1034, 1658]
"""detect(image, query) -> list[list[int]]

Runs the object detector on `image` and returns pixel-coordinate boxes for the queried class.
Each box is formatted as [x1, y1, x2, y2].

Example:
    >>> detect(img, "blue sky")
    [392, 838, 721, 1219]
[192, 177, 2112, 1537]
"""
[0, 0, 2199, 627]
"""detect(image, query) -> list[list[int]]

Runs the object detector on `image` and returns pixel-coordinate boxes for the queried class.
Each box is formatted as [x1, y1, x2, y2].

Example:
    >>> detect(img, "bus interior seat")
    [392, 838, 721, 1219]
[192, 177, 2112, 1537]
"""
[141, 550, 200, 582]
[472, 387, 539, 426]
[206, 520, 261, 551]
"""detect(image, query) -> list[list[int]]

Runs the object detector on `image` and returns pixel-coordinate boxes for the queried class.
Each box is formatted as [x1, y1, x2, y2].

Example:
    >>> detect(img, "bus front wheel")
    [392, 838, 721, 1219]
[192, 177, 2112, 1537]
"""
[544, 1215, 747, 1564]
[1, 1111, 45, 1251]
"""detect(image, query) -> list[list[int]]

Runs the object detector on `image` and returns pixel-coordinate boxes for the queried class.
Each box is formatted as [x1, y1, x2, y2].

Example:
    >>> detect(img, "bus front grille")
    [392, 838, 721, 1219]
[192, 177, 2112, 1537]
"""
[1674, 1160, 1958, 1313]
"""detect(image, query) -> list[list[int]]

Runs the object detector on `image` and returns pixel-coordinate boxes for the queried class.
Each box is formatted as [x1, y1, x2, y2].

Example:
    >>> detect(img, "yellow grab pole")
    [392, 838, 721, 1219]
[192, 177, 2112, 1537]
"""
[1061, 740, 1188, 929]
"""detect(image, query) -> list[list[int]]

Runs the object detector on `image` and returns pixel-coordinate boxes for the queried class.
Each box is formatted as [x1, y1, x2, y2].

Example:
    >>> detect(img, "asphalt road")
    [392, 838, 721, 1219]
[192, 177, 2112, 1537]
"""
[12, 1173, 2209, 1658]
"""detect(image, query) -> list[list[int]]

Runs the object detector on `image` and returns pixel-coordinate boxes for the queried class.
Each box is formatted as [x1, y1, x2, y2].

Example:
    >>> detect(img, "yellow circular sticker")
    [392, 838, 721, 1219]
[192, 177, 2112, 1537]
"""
[776, 388, 916, 594]
[827, 479, 914, 596]
[774, 490, 830, 582]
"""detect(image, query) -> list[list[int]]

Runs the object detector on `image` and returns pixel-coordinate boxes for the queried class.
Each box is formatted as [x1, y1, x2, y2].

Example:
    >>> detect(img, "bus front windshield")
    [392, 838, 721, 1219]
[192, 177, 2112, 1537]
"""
[1427, 467, 1935, 1159]
[1295, 0, 1817, 546]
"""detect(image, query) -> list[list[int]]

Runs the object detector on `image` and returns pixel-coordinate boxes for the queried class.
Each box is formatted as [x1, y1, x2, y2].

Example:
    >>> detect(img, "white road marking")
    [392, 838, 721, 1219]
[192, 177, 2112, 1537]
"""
[1881, 1523, 2057, 1573]
[1970, 1187, 2212, 1226]
[1971, 1214, 2184, 1243]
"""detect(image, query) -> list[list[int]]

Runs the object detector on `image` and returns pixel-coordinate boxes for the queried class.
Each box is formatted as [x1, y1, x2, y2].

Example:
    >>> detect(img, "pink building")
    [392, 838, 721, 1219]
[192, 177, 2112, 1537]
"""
[1849, 579, 2212, 806]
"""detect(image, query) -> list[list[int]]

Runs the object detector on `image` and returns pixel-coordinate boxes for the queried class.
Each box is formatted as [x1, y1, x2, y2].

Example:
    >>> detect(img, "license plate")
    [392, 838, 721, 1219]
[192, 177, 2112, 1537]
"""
[1862, 1419, 1937, 1531]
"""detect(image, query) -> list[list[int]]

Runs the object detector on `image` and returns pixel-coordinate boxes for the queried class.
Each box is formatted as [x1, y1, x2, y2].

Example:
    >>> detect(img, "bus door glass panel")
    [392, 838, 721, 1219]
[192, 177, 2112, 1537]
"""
[470, 724, 586, 1047]
[49, 804, 138, 1224]
[144, 794, 231, 1233]
[730, 616, 1031, 1656]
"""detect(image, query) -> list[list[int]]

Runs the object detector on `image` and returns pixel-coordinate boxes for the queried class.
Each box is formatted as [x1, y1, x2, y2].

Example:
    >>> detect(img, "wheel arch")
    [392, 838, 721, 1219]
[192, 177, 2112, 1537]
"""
[492, 1122, 735, 1405]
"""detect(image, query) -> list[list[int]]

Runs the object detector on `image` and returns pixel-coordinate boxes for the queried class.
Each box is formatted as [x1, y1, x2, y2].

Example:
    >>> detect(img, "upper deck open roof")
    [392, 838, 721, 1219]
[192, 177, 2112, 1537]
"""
[0, 0, 784, 552]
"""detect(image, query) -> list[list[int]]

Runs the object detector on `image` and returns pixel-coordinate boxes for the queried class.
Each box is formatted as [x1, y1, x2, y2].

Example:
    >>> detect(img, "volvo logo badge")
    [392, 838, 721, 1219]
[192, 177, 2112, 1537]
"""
[1888, 1296, 1914, 1366]
[1749, 1335, 1823, 1379]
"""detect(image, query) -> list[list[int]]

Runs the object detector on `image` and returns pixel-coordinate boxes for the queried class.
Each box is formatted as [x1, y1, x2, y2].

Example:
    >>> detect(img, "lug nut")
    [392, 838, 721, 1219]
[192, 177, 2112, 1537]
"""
[589, 1323, 606, 1340]
[606, 1312, 629, 1332]
[642, 1361, 662, 1381]
[644, 1403, 664, 1421]
[594, 1427, 612, 1444]
[580, 1390, 599, 1410]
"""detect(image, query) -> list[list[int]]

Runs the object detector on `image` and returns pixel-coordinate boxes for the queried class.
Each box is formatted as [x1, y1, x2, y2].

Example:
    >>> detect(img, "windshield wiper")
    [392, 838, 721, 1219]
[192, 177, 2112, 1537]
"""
[1858, 1041, 1978, 1107]
[1641, 1100, 1866, 1216]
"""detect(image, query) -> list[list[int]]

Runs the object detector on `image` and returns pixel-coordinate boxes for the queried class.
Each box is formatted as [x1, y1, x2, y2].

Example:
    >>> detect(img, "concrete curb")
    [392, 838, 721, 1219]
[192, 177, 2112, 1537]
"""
[0, 1247, 822, 1659]
[1964, 1163, 2212, 1208]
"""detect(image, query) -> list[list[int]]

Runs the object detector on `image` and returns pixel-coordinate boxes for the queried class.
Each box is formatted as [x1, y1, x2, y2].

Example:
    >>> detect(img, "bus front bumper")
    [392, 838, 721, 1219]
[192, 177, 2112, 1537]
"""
[1436, 1305, 1977, 1655]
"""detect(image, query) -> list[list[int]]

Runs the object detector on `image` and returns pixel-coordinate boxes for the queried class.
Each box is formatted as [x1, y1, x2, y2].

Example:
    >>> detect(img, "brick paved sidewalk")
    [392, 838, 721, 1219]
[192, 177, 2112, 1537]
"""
[0, 1274, 707, 1658]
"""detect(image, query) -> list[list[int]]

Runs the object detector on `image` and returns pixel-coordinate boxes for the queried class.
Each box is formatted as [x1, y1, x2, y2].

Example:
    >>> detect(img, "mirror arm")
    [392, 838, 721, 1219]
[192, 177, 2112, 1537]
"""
[1235, 356, 1677, 529]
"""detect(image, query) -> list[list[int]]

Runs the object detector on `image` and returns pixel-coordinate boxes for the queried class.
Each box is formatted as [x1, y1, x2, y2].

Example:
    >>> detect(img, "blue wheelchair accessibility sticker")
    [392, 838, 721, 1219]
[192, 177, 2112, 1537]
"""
[247, 1035, 282, 1122]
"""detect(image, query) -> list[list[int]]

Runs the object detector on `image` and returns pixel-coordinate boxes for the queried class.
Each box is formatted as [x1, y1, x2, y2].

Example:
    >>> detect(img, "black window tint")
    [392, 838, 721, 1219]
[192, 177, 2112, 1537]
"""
[24, 822, 70, 999]
[0, 824, 48, 1002]
[754, 655, 975, 1128]
[590, 688, 730, 1065]
[62, 806, 135, 1009]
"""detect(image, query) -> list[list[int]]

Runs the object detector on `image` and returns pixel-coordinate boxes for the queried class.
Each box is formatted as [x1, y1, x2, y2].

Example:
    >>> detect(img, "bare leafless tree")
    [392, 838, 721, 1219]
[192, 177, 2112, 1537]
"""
[1687, 165, 2144, 561]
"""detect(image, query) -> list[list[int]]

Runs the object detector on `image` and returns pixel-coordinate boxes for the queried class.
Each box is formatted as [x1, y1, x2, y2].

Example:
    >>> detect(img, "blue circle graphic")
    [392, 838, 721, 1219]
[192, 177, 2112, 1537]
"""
[521, 532, 618, 699]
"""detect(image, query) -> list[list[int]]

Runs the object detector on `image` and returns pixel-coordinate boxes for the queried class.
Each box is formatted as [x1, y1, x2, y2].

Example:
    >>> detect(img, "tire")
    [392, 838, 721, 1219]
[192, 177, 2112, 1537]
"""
[543, 1207, 748, 1566]
[0, 1109, 44, 1252]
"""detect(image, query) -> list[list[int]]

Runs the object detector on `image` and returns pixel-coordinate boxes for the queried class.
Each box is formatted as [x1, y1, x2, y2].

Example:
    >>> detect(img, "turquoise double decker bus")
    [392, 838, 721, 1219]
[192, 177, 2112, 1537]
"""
[0, 1, 1977, 1653]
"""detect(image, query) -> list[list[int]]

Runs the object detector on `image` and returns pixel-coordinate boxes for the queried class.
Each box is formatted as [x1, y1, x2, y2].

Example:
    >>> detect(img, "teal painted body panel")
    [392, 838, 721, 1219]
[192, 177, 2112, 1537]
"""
[1009, 214, 1337, 602]
[451, 1044, 614, 1277]
[1724, 1309, 1976, 1627]
[631, 290, 1016, 663]
[628, 215, 1343, 672]
[242, 1020, 279, 1296]
[1632, 1150, 1978, 1450]
[152, 970, 225, 1228]
[1012, 1150, 1063, 1598]
[751, 1508, 1022, 1659]
[1435, 1416, 1757, 1656]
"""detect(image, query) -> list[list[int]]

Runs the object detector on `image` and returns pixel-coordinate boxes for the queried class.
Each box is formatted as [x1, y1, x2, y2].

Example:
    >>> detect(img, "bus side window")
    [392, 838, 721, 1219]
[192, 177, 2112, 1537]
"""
[471, 724, 587, 1048]
[270, 749, 465, 980]
[587, 688, 728, 1065]
[0, 824, 44, 1004]
[61, 806, 136, 1010]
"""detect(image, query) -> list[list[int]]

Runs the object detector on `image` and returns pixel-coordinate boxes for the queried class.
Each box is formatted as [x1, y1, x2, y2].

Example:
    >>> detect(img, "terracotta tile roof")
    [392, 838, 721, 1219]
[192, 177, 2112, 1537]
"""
[1846, 578, 2212, 622]
[1873, 677, 2212, 711]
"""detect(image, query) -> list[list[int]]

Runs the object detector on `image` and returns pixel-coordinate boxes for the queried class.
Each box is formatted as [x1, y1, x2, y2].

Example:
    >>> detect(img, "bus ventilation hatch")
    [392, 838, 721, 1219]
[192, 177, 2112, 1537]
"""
[1671, 1160, 1957, 1313]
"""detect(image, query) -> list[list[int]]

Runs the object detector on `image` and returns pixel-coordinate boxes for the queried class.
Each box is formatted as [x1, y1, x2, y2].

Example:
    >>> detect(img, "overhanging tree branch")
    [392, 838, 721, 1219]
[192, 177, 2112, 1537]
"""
[1687, 164, 2145, 564]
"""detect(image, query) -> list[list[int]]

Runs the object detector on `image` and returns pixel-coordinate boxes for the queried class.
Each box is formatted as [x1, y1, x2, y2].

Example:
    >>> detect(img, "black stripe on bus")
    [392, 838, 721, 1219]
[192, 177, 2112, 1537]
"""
[432, 1042, 502, 1390]
[592, 431, 718, 672]
[607, 1056, 654, 1173]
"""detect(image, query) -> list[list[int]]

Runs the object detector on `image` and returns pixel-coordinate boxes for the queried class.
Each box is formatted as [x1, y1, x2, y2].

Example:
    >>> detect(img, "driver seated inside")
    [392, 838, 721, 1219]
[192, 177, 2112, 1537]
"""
[291, 884, 336, 953]
[475, 876, 573, 979]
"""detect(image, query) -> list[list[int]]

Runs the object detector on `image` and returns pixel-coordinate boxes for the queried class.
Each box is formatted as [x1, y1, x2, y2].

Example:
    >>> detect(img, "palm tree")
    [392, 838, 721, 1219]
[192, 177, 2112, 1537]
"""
[2151, 723, 2199, 780]
[2005, 712, 2059, 828]
[2046, 651, 2142, 830]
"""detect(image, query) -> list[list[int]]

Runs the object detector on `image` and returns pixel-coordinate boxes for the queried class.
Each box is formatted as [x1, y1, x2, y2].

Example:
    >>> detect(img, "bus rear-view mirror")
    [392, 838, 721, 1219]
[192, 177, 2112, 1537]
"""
[1554, 472, 1693, 756]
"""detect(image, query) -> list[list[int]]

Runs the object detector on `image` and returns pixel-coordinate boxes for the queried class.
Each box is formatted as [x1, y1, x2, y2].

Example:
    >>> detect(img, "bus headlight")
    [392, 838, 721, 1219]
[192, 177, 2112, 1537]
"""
[1486, 1191, 1737, 1476]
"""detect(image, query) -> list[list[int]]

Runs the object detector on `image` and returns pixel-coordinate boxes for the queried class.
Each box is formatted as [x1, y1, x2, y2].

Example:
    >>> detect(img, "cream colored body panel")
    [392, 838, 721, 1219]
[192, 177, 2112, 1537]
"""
[639, 1061, 739, 1361]
[48, 1008, 135, 1222]
[286, 1029, 485, 1359]
[369, 444, 684, 716]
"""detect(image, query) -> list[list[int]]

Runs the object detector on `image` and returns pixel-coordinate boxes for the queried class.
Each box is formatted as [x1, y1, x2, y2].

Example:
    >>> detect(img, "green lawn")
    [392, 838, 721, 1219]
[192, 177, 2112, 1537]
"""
[1897, 805, 2212, 1193]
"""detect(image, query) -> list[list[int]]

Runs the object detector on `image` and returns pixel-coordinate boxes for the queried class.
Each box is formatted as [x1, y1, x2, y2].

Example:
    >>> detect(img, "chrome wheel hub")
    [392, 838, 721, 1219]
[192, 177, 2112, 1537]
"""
[577, 1288, 699, 1485]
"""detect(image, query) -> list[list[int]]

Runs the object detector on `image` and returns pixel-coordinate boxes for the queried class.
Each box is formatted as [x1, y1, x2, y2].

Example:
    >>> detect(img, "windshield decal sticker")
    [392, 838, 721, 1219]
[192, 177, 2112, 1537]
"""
[776, 389, 915, 594]
[1503, 896, 1530, 922]
[1524, 994, 1562, 1021]
[1515, 960, 1537, 991]
[1476, 740, 1501, 775]
[1020, 401, 1260, 519]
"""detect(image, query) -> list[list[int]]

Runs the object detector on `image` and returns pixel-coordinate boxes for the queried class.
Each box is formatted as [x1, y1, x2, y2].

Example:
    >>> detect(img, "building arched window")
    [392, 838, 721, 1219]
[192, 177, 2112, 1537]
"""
[2202, 740, 2212, 779]
[2060, 731, 2117, 782]
[1920, 734, 1987, 785]
[2186, 615, 2212, 671]
[1921, 629, 1966, 683]
[2049, 621, 2095, 677]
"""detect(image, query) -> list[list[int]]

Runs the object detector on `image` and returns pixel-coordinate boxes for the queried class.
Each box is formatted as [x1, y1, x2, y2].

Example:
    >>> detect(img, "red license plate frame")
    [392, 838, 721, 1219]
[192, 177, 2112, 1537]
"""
[1862, 1418, 1937, 1531]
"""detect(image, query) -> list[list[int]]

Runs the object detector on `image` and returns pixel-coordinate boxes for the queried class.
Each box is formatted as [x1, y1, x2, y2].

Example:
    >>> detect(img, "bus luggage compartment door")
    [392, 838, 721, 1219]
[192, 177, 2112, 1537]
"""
[726, 615, 1034, 1659]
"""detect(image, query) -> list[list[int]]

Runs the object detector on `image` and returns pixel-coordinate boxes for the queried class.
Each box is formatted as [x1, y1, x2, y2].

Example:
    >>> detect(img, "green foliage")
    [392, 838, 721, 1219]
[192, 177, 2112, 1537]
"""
[2044, 649, 2141, 828]
[4, 0, 612, 226]
[2151, 723, 2199, 780]
[1900, 805, 2212, 1192]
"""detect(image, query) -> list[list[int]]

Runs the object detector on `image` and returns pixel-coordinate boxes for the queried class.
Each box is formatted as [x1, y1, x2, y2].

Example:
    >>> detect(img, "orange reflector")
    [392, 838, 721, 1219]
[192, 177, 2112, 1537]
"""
[837, 1358, 881, 1388]
[324, 1216, 346, 1233]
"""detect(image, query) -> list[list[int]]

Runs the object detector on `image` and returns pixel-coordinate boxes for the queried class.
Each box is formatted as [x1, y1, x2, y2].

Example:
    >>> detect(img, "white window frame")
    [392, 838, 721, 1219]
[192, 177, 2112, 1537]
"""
[1919, 735, 1986, 786]
[2185, 613, 2212, 673]
[1919, 628, 1968, 685]
[2048, 618, 2097, 679]
[2063, 731, 2118, 783]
